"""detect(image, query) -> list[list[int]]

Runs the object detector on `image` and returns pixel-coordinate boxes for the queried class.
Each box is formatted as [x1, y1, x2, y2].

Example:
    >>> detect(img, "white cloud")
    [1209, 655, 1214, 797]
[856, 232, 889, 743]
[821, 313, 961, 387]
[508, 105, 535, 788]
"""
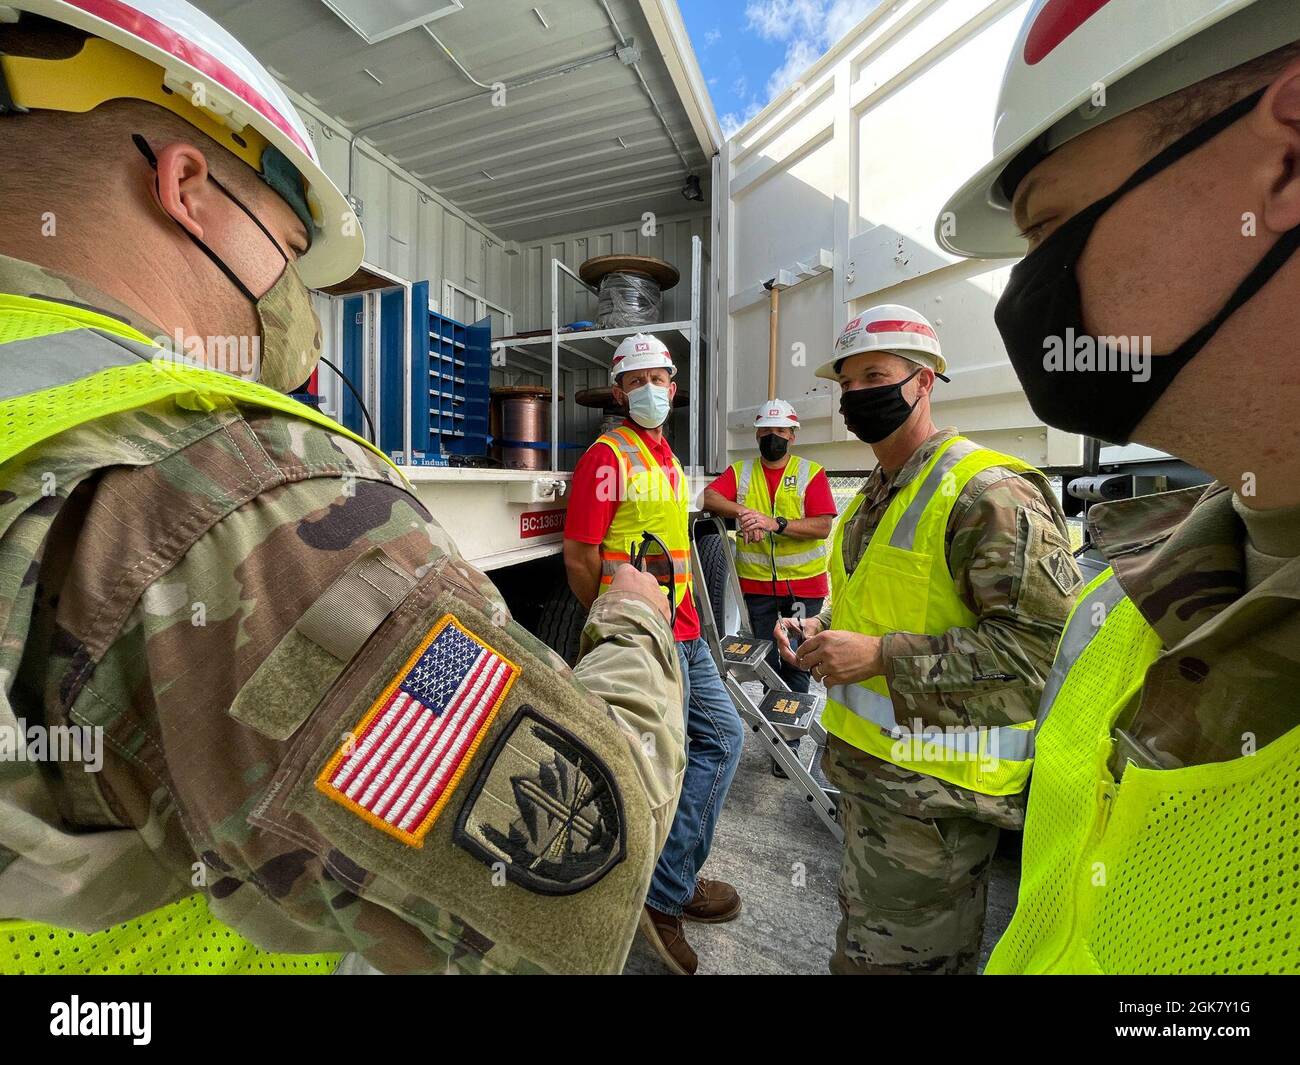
[703, 28, 722, 48]
[745, 0, 824, 41]
[764, 36, 822, 100]
[745, 0, 881, 100]
[720, 99, 765, 138]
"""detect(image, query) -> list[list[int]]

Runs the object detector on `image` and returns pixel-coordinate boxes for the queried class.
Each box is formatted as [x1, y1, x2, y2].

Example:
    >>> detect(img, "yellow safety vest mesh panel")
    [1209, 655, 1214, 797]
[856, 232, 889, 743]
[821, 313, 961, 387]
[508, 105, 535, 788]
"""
[595, 426, 693, 608]
[0, 292, 385, 973]
[1, 895, 339, 975]
[987, 567, 1300, 974]
[822, 435, 1040, 796]
[731, 456, 829, 583]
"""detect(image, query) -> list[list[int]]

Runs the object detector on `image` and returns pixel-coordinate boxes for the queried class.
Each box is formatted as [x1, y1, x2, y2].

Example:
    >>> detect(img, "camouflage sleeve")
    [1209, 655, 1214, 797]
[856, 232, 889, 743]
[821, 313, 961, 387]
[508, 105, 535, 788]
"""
[881, 471, 1083, 729]
[573, 592, 685, 852]
[50, 411, 681, 973]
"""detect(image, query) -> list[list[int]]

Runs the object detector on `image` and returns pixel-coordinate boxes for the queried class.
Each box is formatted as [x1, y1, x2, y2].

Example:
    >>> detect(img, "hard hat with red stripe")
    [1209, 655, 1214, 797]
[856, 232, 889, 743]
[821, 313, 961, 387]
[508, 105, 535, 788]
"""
[937, 0, 1300, 260]
[815, 304, 946, 380]
[754, 398, 800, 429]
[1, 0, 365, 288]
[609, 332, 676, 384]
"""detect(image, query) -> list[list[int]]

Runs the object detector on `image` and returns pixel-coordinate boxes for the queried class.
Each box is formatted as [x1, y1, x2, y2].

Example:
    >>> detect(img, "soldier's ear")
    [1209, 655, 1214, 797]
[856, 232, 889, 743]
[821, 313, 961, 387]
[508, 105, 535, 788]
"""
[152, 142, 216, 241]
[1257, 57, 1300, 233]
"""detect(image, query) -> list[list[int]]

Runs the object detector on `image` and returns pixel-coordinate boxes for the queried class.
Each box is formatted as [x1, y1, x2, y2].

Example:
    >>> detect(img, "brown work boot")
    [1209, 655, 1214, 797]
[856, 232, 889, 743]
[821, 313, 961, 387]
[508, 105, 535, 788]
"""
[638, 904, 698, 975]
[682, 878, 742, 923]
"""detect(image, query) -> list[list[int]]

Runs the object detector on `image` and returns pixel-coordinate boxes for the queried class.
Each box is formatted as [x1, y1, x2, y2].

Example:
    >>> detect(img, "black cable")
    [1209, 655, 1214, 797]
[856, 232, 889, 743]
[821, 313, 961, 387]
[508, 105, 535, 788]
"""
[319, 355, 376, 443]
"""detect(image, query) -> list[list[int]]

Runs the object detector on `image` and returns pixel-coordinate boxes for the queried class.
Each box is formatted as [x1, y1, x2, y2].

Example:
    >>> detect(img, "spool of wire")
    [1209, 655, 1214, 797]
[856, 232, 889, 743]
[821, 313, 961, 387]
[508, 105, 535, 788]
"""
[596, 271, 663, 328]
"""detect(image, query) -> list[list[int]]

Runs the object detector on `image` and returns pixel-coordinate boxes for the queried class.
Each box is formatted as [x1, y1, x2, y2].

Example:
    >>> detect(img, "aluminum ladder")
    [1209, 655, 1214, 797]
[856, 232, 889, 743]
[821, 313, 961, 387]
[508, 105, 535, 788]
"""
[691, 515, 842, 842]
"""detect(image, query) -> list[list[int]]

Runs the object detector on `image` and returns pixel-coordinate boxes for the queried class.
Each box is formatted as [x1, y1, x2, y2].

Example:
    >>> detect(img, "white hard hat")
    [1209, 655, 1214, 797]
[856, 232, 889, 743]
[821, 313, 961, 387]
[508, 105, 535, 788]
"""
[610, 332, 676, 385]
[937, 0, 1300, 260]
[754, 399, 799, 429]
[814, 304, 946, 381]
[2, 0, 364, 288]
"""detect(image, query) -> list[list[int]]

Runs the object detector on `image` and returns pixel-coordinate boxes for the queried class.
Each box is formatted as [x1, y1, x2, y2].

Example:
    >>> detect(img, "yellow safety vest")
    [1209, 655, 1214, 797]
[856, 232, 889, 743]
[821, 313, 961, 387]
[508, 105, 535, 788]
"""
[593, 425, 692, 611]
[822, 435, 1040, 796]
[0, 292, 392, 974]
[987, 567, 1300, 974]
[731, 456, 829, 585]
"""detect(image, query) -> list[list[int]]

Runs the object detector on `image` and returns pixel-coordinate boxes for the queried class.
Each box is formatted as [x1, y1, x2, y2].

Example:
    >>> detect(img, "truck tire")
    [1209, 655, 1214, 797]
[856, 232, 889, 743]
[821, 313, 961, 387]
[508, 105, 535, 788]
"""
[694, 529, 731, 638]
[537, 580, 588, 667]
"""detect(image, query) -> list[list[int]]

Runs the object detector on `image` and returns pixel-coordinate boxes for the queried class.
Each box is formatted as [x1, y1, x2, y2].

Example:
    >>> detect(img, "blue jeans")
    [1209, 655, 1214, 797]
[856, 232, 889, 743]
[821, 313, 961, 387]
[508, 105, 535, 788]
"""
[645, 638, 745, 915]
[743, 594, 825, 695]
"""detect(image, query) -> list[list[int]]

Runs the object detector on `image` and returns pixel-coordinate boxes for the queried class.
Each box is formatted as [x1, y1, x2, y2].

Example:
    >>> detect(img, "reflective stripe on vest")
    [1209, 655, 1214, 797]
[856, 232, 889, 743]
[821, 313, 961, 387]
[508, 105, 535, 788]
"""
[594, 426, 693, 608]
[822, 435, 1042, 796]
[731, 456, 830, 583]
[1033, 572, 1128, 735]
[828, 681, 1035, 762]
[987, 567, 1300, 974]
[0, 293, 368, 974]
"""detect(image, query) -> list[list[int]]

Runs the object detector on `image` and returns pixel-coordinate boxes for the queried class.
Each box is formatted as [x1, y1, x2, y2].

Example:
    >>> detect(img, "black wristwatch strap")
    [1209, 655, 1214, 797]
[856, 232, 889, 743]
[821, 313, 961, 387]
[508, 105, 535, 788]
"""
[775, 516, 789, 535]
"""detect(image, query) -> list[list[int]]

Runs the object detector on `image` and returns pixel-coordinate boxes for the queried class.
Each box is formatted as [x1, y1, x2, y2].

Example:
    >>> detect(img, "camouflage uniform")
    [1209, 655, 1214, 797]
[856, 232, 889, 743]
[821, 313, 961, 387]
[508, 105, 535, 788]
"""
[0, 255, 685, 974]
[815, 428, 1080, 974]
[1086, 482, 1300, 771]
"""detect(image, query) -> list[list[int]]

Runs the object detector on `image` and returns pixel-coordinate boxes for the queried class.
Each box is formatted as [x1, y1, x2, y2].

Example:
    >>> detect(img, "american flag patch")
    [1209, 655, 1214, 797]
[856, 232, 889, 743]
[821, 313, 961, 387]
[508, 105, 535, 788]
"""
[316, 615, 520, 847]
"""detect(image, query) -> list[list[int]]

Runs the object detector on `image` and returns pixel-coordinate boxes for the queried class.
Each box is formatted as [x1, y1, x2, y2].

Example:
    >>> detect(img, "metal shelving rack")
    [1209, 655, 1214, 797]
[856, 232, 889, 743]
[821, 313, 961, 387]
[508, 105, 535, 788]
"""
[492, 234, 704, 473]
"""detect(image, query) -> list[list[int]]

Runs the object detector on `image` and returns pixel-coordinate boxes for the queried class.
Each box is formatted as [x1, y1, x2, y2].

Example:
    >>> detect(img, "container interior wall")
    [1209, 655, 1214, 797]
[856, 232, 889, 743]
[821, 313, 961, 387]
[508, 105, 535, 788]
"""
[290, 88, 513, 323]
[293, 80, 711, 474]
[502, 209, 711, 472]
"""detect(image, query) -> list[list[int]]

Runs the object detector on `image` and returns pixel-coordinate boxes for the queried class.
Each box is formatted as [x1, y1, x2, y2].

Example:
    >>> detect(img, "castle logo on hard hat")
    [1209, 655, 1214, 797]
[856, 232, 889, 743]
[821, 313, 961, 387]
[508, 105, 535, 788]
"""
[316, 615, 519, 847]
[1024, 0, 1116, 65]
[455, 706, 626, 895]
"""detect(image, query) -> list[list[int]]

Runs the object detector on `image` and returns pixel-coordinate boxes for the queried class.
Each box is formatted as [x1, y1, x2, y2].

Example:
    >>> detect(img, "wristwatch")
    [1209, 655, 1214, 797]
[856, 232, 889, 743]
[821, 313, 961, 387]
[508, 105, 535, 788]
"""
[775, 516, 789, 535]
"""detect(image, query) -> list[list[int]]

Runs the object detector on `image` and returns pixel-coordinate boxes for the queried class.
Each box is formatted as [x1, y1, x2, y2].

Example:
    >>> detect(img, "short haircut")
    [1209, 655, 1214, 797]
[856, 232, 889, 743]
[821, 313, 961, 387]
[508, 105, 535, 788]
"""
[1145, 39, 1300, 150]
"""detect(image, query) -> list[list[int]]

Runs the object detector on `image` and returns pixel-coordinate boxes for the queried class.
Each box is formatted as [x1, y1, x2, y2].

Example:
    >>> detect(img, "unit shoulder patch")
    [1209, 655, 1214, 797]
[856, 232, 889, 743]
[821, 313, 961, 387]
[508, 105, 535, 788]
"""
[1041, 546, 1083, 597]
[315, 613, 520, 847]
[453, 705, 626, 896]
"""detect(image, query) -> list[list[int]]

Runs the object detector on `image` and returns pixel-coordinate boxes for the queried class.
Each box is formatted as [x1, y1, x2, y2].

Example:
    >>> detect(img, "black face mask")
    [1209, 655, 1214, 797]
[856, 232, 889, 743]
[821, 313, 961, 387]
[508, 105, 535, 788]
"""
[759, 433, 789, 462]
[995, 87, 1300, 445]
[839, 369, 921, 443]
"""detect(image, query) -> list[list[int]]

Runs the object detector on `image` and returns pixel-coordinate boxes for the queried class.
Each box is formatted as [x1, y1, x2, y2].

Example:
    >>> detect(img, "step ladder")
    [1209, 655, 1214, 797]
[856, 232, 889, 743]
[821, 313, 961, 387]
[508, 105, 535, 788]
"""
[691, 515, 842, 842]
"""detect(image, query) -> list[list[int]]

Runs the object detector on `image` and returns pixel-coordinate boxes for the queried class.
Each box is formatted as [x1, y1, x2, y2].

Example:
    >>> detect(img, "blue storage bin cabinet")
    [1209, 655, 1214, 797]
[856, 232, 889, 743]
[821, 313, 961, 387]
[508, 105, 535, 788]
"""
[406, 280, 491, 466]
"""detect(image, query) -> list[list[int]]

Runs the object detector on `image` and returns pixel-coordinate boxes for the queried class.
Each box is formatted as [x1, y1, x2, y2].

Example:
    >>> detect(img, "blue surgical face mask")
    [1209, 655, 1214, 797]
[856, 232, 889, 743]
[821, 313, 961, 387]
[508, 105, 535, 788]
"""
[626, 383, 671, 428]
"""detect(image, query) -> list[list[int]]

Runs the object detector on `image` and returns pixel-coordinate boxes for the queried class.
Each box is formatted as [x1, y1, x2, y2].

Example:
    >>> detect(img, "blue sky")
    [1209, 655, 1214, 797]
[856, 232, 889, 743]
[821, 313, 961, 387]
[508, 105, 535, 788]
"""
[679, 1, 882, 136]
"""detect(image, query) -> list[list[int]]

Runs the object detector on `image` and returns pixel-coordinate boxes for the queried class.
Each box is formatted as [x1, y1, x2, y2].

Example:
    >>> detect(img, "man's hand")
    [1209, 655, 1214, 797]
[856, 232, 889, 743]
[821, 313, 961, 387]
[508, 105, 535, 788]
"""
[608, 563, 672, 623]
[774, 615, 824, 666]
[737, 507, 776, 543]
[795, 629, 884, 686]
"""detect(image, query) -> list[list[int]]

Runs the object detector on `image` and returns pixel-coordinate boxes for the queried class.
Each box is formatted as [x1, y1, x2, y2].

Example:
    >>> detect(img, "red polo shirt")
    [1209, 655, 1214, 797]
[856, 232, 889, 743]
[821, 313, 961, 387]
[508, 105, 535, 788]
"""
[565, 420, 701, 642]
[707, 459, 837, 598]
